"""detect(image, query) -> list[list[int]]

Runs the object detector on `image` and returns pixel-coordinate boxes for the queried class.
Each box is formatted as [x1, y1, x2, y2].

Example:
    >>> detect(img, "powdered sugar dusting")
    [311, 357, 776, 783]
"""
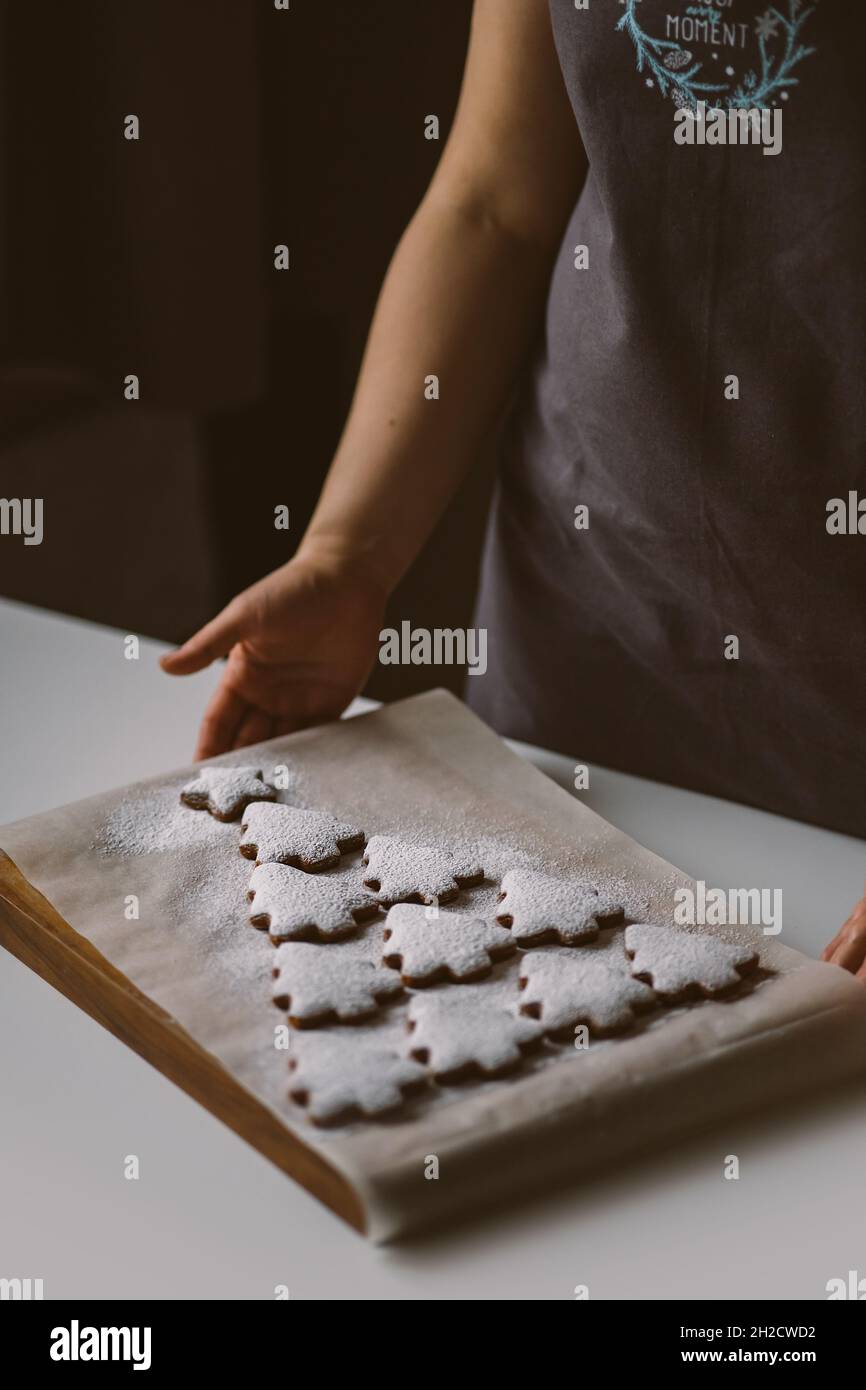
[362, 834, 484, 904]
[382, 902, 514, 984]
[240, 802, 364, 869]
[497, 868, 624, 945]
[519, 944, 656, 1035]
[87, 738, 766, 1134]
[247, 861, 377, 942]
[180, 765, 276, 820]
[625, 923, 760, 998]
[407, 987, 543, 1079]
[95, 786, 237, 857]
[363, 816, 677, 928]
[272, 941, 402, 1023]
[289, 1034, 428, 1124]
[94, 759, 305, 858]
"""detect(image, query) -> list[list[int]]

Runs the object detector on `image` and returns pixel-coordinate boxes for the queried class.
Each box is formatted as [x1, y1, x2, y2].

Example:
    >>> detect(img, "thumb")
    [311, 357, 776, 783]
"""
[160, 597, 248, 676]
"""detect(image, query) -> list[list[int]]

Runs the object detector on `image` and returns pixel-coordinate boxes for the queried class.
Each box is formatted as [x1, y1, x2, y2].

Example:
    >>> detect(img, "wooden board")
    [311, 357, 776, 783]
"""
[0, 850, 365, 1233]
[3, 690, 866, 1242]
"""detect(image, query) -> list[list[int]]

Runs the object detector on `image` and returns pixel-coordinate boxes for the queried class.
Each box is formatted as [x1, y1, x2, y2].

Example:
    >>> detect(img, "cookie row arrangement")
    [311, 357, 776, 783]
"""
[180, 766, 761, 1126]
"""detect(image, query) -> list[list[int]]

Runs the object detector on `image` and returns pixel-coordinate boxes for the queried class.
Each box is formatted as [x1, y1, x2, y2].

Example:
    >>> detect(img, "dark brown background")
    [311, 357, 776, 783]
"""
[0, 0, 492, 700]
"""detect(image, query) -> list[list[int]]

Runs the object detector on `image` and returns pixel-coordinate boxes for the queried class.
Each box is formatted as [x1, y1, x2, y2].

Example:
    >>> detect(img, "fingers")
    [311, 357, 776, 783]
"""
[826, 935, 866, 975]
[823, 894, 866, 977]
[161, 599, 247, 676]
[821, 930, 844, 961]
[194, 685, 249, 761]
[232, 709, 274, 751]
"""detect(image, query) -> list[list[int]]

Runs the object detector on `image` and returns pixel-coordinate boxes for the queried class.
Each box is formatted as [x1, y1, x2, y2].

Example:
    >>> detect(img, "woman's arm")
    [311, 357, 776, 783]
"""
[162, 0, 586, 755]
[299, 0, 586, 590]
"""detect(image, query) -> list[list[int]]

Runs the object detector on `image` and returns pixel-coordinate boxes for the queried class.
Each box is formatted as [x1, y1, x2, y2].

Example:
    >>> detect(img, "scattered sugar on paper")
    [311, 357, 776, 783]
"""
[88, 770, 688, 1132]
[94, 772, 306, 859]
[356, 812, 675, 925]
[95, 787, 232, 856]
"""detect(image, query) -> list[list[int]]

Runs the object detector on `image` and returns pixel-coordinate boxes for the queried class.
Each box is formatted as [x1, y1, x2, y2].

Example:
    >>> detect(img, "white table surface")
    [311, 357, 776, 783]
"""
[1, 597, 864, 1301]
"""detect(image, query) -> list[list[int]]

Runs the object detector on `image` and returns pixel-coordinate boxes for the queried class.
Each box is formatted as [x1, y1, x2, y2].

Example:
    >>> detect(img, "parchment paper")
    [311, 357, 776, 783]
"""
[3, 689, 866, 1240]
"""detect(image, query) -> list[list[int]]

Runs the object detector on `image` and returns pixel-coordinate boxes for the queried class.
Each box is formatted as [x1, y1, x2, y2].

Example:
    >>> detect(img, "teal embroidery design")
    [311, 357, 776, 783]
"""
[616, 0, 817, 112]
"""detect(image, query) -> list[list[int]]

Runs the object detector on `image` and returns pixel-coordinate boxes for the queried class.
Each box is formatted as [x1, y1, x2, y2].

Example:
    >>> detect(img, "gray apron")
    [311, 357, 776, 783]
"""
[469, 0, 866, 837]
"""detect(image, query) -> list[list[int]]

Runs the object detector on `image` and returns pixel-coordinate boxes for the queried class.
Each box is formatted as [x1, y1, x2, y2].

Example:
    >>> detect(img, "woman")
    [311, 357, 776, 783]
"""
[162, 1, 866, 974]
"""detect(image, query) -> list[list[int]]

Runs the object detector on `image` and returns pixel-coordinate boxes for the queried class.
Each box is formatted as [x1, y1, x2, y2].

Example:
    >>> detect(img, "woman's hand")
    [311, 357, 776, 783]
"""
[163, 2, 584, 761]
[160, 540, 387, 759]
[822, 885, 866, 980]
